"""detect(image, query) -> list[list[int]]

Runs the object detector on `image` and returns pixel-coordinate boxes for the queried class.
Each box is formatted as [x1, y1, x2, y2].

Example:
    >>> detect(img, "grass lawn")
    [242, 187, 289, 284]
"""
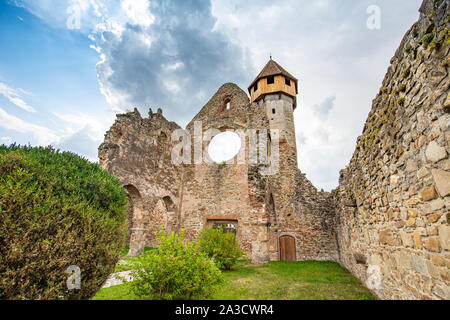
[115, 246, 155, 272]
[93, 260, 376, 300]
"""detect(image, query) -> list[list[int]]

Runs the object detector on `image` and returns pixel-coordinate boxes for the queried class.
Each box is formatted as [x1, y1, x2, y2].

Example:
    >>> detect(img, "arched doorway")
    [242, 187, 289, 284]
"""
[161, 195, 177, 234]
[124, 185, 145, 256]
[279, 235, 296, 261]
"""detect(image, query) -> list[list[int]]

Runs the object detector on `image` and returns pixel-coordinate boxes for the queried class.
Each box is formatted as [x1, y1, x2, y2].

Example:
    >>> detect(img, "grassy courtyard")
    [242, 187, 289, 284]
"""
[93, 260, 376, 300]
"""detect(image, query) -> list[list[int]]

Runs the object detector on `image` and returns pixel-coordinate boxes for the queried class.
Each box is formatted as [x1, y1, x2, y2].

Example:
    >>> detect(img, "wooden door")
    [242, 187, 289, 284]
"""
[279, 235, 296, 261]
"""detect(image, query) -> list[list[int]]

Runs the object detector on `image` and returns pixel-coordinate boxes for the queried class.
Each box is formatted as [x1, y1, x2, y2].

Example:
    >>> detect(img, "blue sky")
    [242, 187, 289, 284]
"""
[0, 0, 423, 190]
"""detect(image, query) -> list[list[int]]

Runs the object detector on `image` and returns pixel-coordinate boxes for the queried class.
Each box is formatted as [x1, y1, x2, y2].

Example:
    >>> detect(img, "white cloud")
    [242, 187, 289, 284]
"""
[12, 0, 424, 190]
[53, 112, 108, 142]
[120, 0, 154, 27]
[0, 108, 59, 145]
[0, 81, 36, 112]
[210, 0, 422, 190]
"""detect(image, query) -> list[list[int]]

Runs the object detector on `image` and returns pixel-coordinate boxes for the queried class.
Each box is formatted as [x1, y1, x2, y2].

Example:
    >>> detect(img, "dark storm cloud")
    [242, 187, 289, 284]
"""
[97, 0, 250, 127]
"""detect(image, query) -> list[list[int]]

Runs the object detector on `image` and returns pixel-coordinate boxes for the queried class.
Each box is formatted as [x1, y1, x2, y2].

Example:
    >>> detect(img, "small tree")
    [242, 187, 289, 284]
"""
[130, 228, 222, 300]
[198, 227, 243, 270]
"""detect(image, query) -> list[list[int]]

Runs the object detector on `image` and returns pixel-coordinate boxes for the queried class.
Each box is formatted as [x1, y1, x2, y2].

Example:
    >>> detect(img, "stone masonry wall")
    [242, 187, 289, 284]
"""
[334, 0, 449, 300]
[99, 108, 183, 255]
[99, 83, 338, 263]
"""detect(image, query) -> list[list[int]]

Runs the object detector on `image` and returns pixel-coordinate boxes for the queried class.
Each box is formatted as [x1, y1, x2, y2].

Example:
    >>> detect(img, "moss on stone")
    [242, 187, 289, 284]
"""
[404, 44, 412, 54]
[398, 84, 407, 92]
[422, 33, 435, 46]
[402, 67, 411, 79]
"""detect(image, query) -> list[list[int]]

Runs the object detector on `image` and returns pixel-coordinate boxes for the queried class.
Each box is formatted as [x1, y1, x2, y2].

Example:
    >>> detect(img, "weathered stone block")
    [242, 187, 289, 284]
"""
[425, 141, 447, 162]
[406, 218, 416, 227]
[432, 169, 450, 197]
[429, 198, 445, 211]
[438, 225, 450, 251]
[405, 159, 418, 172]
[431, 254, 445, 267]
[411, 255, 428, 275]
[420, 186, 437, 201]
[413, 230, 422, 249]
[400, 230, 413, 247]
[427, 213, 441, 223]
[423, 238, 440, 252]
[396, 251, 412, 269]
[417, 167, 429, 179]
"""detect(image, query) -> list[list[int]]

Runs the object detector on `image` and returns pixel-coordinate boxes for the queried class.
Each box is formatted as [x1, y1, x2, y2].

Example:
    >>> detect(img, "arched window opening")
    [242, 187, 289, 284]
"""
[163, 196, 175, 212]
[158, 131, 168, 144]
[124, 185, 143, 250]
[222, 97, 232, 111]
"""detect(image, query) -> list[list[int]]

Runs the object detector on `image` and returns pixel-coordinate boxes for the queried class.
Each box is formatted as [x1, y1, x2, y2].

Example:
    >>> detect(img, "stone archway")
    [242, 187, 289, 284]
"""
[124, 185, 146, 257]
[162, 195, 177, 234]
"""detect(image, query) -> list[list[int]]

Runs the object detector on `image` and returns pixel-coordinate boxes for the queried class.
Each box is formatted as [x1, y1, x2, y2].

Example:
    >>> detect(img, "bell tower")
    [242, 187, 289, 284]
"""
[248, 58, 299, 166]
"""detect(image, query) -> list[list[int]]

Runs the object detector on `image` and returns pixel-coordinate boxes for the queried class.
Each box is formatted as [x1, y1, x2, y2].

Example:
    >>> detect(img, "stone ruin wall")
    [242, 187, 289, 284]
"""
[179, 83, 271, 263]
[333, 0, 449, 300]
[98, 83, 339, 264]
[98, 108, 183, 255]
[281, 173, 338, 262]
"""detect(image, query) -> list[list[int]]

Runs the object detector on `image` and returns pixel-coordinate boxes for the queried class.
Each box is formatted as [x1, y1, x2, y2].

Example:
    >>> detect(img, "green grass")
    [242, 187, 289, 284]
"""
[93, 261, 376, 300]
[115, 246, 156, 272]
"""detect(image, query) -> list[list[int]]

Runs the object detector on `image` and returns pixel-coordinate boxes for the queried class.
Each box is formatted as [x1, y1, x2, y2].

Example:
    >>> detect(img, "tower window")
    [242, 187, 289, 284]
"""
[285, 77, 291, 86]
[272, 108, 276, 114]
[222, 98, 231, 111]
[254, 82, 258, 92]
[267, 76, 274, 84]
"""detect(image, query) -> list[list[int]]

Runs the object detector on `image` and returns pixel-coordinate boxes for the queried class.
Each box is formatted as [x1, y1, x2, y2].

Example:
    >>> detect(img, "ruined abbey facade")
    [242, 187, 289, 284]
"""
[99, 0, 449, 300]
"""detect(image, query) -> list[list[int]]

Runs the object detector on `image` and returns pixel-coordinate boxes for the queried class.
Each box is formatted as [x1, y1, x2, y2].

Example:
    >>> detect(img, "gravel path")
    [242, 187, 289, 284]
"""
[101, 270, 135, 289]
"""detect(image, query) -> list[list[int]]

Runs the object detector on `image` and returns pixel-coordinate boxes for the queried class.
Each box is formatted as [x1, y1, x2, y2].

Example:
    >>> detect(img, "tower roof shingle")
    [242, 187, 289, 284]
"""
[248, 59, 298, 92]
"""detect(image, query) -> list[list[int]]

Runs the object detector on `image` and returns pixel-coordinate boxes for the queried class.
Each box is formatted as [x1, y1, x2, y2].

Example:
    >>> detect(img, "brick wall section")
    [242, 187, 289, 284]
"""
[333, 0, 449, 300]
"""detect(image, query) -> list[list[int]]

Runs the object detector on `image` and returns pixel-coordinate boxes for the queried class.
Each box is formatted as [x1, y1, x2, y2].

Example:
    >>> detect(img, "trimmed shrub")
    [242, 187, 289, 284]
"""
[130, 228, 222, 300]
[198, 227, 243, 270]
[0, 145, 128, 299]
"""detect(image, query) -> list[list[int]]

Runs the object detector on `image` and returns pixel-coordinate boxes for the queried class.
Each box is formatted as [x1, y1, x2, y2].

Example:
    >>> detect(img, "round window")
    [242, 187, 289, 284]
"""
[208, 131, 241, 163]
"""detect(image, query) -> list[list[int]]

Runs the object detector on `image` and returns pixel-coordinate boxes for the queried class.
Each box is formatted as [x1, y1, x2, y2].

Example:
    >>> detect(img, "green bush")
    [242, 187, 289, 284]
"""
[130, 228, 222, 300]
[198, 227, 243, 270]
[0, 145, 128, 299]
